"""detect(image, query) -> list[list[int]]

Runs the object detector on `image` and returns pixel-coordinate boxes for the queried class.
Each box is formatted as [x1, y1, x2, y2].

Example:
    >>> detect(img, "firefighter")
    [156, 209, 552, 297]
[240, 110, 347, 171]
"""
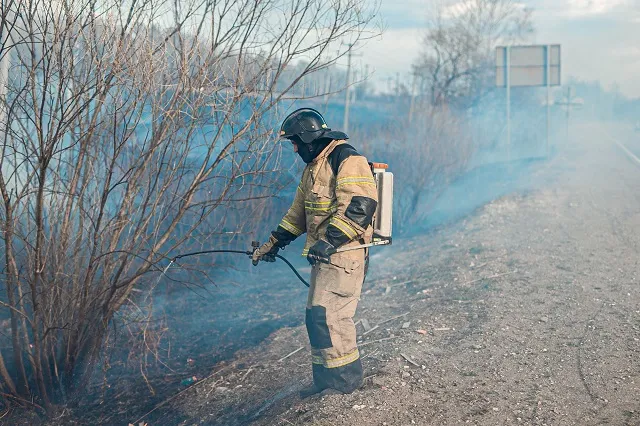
[252, 108, 378, 397]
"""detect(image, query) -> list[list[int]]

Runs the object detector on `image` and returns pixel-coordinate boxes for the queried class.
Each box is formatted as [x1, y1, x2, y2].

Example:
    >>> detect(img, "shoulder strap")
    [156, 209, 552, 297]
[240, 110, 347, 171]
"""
[327, 143, 359, 176]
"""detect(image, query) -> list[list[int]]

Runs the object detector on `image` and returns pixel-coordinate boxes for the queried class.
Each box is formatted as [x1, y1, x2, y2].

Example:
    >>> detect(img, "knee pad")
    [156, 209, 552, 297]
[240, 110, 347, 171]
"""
[305, 306, 332, 349]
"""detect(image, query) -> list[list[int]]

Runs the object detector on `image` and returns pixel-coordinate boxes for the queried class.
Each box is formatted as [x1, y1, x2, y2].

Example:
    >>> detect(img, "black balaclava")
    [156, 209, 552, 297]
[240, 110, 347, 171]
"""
[292, 136, 331, 164]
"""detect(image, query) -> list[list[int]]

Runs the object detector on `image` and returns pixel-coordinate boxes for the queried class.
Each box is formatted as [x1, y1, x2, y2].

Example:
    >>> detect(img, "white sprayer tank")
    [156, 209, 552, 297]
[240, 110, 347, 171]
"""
[371, 163, 393, 240]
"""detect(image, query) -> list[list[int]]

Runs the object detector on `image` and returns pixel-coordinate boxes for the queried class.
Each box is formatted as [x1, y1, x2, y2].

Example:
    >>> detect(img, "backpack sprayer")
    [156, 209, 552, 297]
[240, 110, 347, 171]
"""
[334, 162, 393, 253]
[163, 163, 393, 288]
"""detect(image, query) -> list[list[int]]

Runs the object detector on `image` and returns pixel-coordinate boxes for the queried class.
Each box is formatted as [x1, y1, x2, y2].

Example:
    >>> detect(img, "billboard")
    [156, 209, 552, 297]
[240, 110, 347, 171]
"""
[496, 44, 561, 87]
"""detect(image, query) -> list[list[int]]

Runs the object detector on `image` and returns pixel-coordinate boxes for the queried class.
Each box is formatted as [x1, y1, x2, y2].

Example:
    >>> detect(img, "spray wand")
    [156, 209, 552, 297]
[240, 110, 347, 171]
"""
[159, 163, 395, 290]
[162, 241, 310, 288]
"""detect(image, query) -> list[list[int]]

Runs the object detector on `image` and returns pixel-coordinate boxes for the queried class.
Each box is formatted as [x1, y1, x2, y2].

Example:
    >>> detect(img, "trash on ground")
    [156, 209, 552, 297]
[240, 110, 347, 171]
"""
[181, 376, 198, 386]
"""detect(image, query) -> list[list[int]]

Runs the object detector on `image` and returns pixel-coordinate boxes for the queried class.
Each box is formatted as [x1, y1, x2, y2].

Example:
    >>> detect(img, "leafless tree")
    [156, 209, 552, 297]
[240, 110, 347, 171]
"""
[0, 0, 379, 409]
[413, 0, 533, 109]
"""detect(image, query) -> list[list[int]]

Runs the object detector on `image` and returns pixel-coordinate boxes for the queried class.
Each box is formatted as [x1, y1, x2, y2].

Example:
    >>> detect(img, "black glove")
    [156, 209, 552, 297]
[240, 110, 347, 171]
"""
[307, 240, 336, 265]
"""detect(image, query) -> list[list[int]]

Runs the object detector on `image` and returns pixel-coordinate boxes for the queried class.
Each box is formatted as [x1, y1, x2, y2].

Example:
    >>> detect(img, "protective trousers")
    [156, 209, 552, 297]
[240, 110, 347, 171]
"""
[305, 249, 365, 393]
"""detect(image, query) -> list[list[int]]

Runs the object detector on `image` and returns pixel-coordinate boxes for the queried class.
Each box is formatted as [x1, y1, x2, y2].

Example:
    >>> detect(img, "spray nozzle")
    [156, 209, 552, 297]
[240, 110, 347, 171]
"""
[249, 240, 260, 258]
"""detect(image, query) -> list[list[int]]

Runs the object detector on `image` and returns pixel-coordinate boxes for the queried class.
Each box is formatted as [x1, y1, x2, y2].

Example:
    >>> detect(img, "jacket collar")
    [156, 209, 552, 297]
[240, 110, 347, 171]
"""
[311, 139, 345, 164]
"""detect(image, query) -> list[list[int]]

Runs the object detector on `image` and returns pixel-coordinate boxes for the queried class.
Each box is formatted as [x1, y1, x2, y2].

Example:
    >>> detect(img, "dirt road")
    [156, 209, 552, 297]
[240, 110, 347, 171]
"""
[145, 122, 640, 425]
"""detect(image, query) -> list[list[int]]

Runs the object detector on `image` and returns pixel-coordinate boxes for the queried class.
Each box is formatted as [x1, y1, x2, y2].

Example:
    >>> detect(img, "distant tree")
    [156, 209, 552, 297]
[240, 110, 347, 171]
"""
[413, 0, 534, 109]
[0, 0, 378, 410]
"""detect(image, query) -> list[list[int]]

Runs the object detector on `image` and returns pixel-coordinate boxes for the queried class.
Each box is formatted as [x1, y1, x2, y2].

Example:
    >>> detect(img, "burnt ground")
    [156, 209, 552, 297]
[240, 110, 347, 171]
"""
[148, 122, 640, 425]
[4, 122, 640, 425]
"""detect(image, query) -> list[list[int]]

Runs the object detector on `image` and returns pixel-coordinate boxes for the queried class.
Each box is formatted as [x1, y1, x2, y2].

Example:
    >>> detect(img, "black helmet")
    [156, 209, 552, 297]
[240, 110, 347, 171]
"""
[279, 108, 330, 144]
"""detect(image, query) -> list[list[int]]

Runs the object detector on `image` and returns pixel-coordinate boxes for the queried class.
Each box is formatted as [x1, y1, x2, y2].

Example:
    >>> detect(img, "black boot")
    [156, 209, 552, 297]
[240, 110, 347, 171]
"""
[299, 383, 344, 399]
[312, 358, 364, 394]
[299, 383, 326, 399]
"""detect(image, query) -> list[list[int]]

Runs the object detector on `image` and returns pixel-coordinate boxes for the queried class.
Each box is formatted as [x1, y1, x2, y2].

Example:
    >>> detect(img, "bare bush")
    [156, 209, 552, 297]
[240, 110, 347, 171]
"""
[0, 0, 379, 409]
[357, 106, 474, 234]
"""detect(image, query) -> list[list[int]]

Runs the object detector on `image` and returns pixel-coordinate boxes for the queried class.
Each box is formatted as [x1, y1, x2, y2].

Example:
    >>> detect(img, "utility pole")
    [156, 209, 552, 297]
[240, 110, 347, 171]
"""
[566, 86, 571, 142]
[342, 44, 362, 133]
[418, 74, 426, 111]
[351, 69, 358, 105]
[555, 86, 582, 143]
[363, 64, 370, 102]
[408, 71, 418, 123]
[323, 69, 331, 104]
[343, 45, 353, 133]
[506, 46, 511, 162]
[546, 45, 551, 157]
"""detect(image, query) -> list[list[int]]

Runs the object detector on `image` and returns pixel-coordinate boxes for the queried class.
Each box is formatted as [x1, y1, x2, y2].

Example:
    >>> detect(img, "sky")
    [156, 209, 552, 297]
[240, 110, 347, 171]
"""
[354, 0, 640, 98]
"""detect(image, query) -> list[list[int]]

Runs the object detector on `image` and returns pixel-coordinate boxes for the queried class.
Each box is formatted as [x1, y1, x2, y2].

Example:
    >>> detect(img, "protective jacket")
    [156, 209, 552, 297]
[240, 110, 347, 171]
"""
[276, 139, 378, 261]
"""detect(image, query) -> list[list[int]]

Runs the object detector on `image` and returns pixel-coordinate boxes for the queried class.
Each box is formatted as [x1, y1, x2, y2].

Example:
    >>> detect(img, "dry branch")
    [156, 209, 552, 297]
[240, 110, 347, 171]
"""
[461, 270, 517, 286]
[278, 346, 304, 362]
[359, 336, 401, 347]
[378, 312, 410, 326]
[400, 353, 419, 367]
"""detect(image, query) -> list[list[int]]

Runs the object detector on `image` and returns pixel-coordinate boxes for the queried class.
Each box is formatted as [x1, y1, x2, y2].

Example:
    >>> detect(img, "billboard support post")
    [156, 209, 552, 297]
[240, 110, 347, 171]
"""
[506, 46, 511, 162]
[566, 86, 572, 142]
[496, 44, 561, 161]
[546, 45, 551, 157]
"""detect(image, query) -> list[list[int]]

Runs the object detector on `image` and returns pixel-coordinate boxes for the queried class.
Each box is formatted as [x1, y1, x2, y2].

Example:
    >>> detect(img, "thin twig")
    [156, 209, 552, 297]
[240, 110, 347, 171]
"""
[0, 393, 44, 413]
[362, 312, 411, 337]
[205, 378, 224, 398]
[401, 353, 419, 367]
[362, 325, 379, 336]
[240, 367, 253, 382]
[388, 280, 414, 288]
[278, 346, 304, 362]
[359, 336, 401, 347]
[378, 312, 410, 326]
[361, 349, 379, 360]
[461, 270, 517, 286]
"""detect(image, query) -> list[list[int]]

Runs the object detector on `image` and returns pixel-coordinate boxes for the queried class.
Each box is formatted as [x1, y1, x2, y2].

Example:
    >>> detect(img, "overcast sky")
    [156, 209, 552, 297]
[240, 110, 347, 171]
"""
[355, 0, 640, 98]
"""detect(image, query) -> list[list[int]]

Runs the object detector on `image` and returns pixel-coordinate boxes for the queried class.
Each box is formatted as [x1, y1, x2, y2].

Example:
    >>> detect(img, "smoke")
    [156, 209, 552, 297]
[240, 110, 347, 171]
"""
[87, 76, 640, 420]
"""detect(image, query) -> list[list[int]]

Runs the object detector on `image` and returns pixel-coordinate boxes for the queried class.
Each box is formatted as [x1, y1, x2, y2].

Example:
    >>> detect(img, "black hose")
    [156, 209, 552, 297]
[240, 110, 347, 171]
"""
[273, 254, 310, 287]
[169, 249, 310, 288]
[173, 249, 252, 260]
